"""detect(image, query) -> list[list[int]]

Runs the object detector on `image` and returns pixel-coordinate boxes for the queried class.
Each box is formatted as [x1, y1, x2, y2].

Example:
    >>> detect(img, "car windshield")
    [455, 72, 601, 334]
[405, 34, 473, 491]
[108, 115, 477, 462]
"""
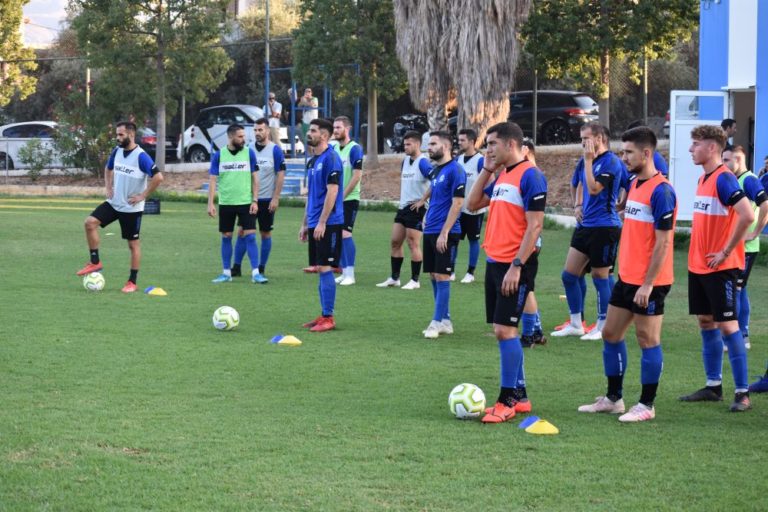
[241, 106, 262, 121]
[573, 95, 598, 109]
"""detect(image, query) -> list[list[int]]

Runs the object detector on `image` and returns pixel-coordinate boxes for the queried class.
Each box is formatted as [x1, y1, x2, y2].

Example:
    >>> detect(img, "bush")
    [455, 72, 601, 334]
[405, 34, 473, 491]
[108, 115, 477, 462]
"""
[16, 138, 54, 181]
[53, 121, 113, 176]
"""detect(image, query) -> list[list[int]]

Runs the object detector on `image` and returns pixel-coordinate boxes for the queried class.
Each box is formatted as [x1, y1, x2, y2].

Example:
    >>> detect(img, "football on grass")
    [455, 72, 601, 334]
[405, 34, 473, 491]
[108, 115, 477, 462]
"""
[83, 272, 105, 292]
[448, 383, 486, 419]
[212, 306, 239, 331]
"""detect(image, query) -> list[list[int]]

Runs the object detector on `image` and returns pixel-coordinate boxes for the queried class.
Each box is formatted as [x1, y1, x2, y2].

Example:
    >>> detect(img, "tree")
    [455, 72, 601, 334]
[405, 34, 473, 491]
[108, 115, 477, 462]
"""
[292, 0, 407, 167]
[522, 0, 699, 129]
[70, 0, 234, 168]
[393, 1, 532, 143]
[0, 0, 37, 107]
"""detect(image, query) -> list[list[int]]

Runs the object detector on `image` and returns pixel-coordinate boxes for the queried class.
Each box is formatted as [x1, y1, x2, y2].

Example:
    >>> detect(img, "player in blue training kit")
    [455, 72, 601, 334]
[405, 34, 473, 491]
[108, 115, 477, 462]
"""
[77, 121, 163, 293]
[552, 123, 627, 341]
[299, 119, 345, 332]
[421, 131, 466, 339]
[454, 128, 486, 284]
[231, 118, 286, 283]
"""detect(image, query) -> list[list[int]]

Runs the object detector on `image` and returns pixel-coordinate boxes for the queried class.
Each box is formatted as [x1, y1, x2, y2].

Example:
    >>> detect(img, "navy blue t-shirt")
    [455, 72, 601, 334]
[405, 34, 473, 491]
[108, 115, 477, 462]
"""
[306, 146, 344, 228]
[424, 159, 466, 234]
[571, 151, 626, 228]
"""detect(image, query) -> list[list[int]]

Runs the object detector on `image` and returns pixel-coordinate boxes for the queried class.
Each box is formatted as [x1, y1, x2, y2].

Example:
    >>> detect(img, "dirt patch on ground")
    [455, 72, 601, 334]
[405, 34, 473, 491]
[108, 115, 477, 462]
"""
[2, 145, 669, 209]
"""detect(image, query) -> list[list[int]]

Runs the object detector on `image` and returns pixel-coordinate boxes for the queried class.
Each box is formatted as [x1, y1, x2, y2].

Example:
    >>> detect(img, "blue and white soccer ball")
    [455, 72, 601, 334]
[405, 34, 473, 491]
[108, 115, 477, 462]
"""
[82, 272, 105, 292]
[212, 306, 240, 331]
[448, 383, 486, 419]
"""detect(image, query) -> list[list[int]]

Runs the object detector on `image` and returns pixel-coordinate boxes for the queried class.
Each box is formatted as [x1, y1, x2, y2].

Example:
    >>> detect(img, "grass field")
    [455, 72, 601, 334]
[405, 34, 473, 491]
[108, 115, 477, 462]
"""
[2, 197, 768, 511]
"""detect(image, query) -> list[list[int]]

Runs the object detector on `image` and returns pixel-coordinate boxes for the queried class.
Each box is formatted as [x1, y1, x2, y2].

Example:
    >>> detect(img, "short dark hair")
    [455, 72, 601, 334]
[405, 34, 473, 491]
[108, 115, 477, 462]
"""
[310, 118, 334, 134]
[403, 130, 422, 142]
[621, 126, 657, 150]
[255, 117, 269, 127]
[458, 128, 477, 142]
[486, 122, 524, 147]
[227, 123, 245, 136]
[521, 137, 535, 153]
[116, 121, 137, 133]
[429, 130, 453, 144]
[721, 118, 736, 130]
[582, 122, 610, 142]
[731, 144, 746, 154]
[334, 115, 352, 128]
[691, 125, 727, 149]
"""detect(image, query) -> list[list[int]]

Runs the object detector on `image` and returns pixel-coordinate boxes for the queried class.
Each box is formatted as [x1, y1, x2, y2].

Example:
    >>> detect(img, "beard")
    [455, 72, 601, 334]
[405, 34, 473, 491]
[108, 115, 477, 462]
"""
[307, 137, 318, 147]
[429, 148, 444, 161]
[118, 137, 131, 148]
[231, 140, 245, 151]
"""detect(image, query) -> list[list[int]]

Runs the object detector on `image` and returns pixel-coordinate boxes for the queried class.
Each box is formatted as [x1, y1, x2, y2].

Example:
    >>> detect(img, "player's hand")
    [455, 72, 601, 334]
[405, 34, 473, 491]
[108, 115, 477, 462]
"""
[410, 199, 424, 211]
[618, 208, 625, 221]
[501, 266, 521, 297]
[249, 202, 258, 215]
[207, 204, 216, 217]
[106, 186, 113, 199]
[127, 193, 145, 205]
[583, 138, 596, 161]
[269, 198, 279, 213]
[633, 284, 653, 308]
[705, 250, 728, 269]
[436, 232, 448, 253]
[745, 231, 759, 241]
[298, 225, 308, 242]
[574, 205, 583, 223]
[313, 221, 326, 241]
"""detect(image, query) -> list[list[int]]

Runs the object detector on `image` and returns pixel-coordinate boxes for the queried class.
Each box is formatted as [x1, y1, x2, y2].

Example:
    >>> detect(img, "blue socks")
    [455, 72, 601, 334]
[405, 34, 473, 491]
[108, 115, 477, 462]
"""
[434, 281, 450, 322]
[593, 277, 611, 322]
[641, 345, 664, 384]
[562, 271, 583, 316]
[738, 287, 750, 337]
[341, 237, 356, 269]
[318, 270, 336, 316]
[220, 236, 233, 270]
[234, 235, 246, 265]
[701, 328, 724, 383]
[723, 331, 749, 391]
[521, 312, 537, 336]
[260, 237, 272, 272]
[534, 311, 542, 333]
[468, 240, 480, 269]
[244, 233, 259, 269]
[603, 340, 627, 378]
[579, 275, 587, 313]
[499, 337, 523, 388]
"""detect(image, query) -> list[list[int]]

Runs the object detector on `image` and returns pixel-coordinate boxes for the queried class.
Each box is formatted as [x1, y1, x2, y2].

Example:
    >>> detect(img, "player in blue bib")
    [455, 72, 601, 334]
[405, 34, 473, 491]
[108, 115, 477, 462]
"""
[299, 119, 345, 332]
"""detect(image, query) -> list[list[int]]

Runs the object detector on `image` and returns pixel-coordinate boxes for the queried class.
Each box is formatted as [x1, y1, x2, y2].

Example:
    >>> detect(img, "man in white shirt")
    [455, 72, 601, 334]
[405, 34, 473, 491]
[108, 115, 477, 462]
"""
[263, 92, 283, 146]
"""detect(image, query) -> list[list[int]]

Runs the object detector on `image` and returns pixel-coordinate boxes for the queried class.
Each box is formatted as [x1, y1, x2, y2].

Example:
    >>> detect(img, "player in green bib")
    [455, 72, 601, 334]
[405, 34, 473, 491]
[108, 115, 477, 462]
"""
[207, 124, 260, 283]
[332, 116, 364, 285]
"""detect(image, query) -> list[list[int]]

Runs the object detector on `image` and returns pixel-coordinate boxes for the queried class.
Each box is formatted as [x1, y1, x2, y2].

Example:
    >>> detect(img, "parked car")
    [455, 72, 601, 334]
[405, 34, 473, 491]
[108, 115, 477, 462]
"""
[178, 104, 304, 162]
[137, 126, 177, 162]
[386, 113, 457, 153]
[0, 121, 62, 170]
[509, 90, 599, 144]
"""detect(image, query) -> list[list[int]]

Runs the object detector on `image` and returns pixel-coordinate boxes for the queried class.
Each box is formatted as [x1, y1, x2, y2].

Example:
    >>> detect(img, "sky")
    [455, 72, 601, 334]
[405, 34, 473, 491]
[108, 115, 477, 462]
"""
[22, 0, 68, 48]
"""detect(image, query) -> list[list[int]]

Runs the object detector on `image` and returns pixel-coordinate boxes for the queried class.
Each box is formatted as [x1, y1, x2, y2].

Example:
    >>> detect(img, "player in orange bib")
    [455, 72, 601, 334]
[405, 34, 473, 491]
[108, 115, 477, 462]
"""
[679, 125, 756, 412]
[577, 127, 676, 422]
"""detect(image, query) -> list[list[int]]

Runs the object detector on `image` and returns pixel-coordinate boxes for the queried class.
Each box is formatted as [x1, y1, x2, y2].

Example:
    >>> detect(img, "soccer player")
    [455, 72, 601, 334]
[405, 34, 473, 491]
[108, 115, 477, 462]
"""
[207, 124, 259, 283]
[455, 128, 486, 284]
[552, 123, 626, 341]
[298, 119, 344, 332]
[466, 121, 547, 424]
[679, 125, 755, 412]
[231, 118, 286, 283]
[332, 116, 364, 286]
[76, 121, 163, 292]
[421, 131, 466, 339]
[376, 130, 432, 290]
[578, 127, 677, 423]
[721, 145, 768, 349]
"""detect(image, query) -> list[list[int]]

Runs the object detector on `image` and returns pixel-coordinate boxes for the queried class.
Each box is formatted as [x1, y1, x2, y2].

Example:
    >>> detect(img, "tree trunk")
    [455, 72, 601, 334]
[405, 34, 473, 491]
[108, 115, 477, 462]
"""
[364, 83, 379, 168]
[155, 39, 166, 170]
[598, 50, 610, 130]
[427, 100, 449, 131]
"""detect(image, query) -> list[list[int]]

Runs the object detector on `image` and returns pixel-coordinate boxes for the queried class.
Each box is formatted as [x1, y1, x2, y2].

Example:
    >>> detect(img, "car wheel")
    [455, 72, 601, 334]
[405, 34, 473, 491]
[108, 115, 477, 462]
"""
[187, 146, 210, 163]
[0, 153, 14, 170]
[540, 120, 570, 145]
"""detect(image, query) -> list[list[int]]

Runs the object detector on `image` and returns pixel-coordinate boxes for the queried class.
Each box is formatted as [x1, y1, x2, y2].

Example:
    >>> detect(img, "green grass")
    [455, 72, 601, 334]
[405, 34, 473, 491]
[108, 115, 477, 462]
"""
[1, 197, 767, 511]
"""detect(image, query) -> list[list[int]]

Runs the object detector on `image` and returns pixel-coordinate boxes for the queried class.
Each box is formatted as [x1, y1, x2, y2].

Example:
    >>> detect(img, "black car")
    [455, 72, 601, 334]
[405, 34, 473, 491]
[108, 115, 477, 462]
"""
[137, 127, 177, 162]
[509, 90, 599, 144]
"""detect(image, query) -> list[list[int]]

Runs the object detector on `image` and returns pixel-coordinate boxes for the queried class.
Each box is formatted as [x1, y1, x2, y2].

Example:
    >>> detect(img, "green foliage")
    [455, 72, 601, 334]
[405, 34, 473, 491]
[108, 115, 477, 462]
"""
[523, 0, 699, 98]
[0, 0, 37, 106]
[292, 0, 407, 101]
[16, 138, 53, 181]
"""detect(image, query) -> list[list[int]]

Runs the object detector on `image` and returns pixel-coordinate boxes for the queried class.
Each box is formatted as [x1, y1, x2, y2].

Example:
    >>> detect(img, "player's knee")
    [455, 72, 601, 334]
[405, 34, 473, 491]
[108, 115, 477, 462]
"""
[84, 216, 99, 229]
[697, 315, 715, 330]
[493, 324, 517, 340]
[561, 270, 579, 285]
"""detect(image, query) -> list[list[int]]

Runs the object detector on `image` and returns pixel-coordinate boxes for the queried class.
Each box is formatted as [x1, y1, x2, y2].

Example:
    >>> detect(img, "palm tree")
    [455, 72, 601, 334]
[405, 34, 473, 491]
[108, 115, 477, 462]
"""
[393, 0, 531, 143]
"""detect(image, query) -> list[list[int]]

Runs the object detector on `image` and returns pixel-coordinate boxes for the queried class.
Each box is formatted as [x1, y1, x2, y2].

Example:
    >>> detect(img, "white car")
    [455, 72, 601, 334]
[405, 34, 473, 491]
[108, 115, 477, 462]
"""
[177, 104, 304, 162]
[0, 121, 62, 170]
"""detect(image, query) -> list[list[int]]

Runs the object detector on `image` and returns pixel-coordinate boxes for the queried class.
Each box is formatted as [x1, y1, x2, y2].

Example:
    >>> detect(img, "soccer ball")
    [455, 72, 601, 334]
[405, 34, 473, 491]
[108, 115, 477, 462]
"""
[448, 383, 486, 419]
[83, 272, 105, 292]
[212, 306, 240, 331]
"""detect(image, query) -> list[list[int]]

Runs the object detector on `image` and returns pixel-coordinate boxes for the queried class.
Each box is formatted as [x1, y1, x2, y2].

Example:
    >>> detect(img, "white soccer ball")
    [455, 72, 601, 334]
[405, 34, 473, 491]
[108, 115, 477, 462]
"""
[83, 272, 105, 292]
[448, 383, 486, 419]
[212, 306, 240, 331]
